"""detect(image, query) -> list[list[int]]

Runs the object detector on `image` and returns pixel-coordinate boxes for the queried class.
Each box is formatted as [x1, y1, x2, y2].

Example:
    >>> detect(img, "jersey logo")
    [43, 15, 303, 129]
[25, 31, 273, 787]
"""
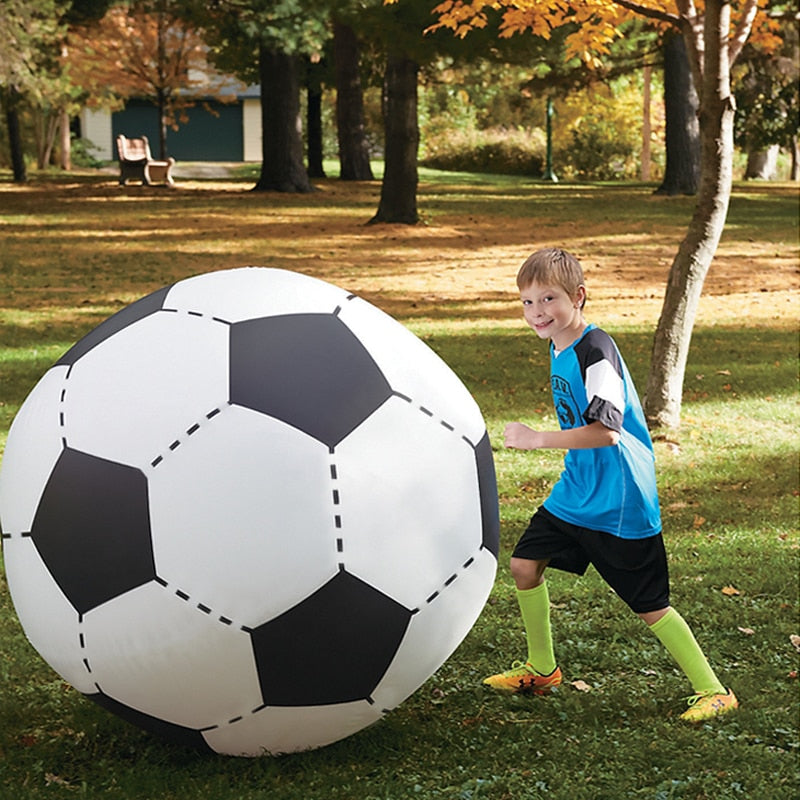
[551, 375, 580, 429]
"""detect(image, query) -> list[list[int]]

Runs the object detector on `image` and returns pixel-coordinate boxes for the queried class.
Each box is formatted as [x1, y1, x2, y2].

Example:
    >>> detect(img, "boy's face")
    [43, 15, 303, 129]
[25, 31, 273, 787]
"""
[519, 281, 586, 350]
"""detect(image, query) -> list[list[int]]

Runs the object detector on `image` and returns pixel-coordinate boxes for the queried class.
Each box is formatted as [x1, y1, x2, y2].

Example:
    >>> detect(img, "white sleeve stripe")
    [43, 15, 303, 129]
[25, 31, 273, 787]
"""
[585, 359, 624, 412]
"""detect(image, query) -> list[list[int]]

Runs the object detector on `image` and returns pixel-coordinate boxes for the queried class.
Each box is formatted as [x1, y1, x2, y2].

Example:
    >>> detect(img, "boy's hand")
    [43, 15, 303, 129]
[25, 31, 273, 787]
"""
[504, 422, 541, 450]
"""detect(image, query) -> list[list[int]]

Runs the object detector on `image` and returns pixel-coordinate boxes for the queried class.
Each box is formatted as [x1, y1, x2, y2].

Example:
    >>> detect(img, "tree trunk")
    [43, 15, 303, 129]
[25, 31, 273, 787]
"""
[641, 63, 652, 181]
[306, 58, 326, 179]
[4, 87, 27, 183]
[744, 144, 778, 179]
[253, 46, 312, 193]
[654, 32, 700, 195]
[333, 21, 374, 181]
[369, 54, 419, 225]
[59, 109, 71, 170]
[157, 88, 169, 161]
[59, 42, 72, 171]
[644, 0, 735, 431]
[35, 110, 59, 170]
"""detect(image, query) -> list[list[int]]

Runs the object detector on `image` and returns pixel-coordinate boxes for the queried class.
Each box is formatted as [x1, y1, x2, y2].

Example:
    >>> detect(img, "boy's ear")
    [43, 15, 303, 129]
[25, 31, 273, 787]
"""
[574, 285, 587, 309]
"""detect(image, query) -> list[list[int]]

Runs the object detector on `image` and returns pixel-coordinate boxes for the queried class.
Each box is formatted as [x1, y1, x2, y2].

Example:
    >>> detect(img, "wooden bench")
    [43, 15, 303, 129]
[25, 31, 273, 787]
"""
[116, 135, 175, 186]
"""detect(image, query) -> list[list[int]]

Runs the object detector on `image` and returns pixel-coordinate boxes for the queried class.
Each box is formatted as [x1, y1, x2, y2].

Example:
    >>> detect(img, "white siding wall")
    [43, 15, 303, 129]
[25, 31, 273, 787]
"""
[80, 108, 113, 160]
[242, 98, 262, 162]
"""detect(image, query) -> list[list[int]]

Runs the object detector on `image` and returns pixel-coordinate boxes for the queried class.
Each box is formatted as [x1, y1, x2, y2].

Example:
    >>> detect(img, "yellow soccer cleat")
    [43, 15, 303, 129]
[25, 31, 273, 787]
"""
[483, 661, 562, 694]
[680, 689, 739, 722]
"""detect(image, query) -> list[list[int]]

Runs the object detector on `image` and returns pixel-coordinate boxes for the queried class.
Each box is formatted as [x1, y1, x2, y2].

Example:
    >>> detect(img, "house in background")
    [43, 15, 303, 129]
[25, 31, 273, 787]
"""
[80, 84, 262, 162]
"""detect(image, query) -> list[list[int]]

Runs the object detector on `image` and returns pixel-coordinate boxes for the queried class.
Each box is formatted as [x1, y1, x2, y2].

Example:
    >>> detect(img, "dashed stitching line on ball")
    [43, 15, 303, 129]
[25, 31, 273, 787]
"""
[414, 548, 484, 614]
[328, 449, 346, 568]
[149, 405, 227, 469]
[391, 391, 465, 441]
[58, 383, 69, 450]
[77, 627, 93, 676]
[151, 575, 241, 630]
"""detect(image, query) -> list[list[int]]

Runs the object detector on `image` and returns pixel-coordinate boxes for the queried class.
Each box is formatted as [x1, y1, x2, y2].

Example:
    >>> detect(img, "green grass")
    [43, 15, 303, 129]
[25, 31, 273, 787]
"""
[0, 168, 798, 799]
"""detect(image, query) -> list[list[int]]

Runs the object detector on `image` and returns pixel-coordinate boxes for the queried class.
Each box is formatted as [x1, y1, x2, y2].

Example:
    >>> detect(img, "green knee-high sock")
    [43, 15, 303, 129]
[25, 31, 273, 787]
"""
[516, 582, 557, 676]
[649, 607, 725, 695]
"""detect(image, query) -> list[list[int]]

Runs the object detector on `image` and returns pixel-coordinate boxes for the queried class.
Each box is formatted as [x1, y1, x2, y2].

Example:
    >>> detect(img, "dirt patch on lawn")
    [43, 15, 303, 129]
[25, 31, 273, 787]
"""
[2, 174, 798, 329]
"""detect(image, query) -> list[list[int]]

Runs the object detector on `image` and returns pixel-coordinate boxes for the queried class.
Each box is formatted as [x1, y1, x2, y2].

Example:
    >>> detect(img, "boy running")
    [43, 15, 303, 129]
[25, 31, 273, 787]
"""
[484, 248, 737, 722]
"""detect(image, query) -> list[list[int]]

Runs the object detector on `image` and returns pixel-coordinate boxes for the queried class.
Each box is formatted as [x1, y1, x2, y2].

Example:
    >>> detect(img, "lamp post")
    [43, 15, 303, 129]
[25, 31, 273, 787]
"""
[543, 96, 558, 182]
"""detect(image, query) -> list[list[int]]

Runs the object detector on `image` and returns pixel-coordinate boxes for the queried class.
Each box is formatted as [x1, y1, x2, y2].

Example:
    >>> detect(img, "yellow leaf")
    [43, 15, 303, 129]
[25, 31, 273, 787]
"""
[790, 634, 800, 653]
[571, 679, 592, 692]
[721, 585, 741, 596]
[737, 626, 755, 635]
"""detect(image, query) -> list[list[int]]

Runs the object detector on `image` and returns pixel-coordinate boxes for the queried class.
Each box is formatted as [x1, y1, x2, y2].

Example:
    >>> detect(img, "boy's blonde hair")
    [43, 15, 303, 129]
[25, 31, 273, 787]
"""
[516, 248, 586, 308]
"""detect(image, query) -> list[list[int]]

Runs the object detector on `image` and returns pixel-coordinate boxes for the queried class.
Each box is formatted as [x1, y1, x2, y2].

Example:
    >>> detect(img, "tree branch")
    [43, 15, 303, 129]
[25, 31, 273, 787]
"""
[612, 0, 680, 26]
[729, 0, 759, 66]
[675, 0, 704, 94]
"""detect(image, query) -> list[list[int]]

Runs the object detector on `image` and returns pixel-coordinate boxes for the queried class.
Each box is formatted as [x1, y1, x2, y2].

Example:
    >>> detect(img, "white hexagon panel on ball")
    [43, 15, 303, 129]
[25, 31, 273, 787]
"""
[0, 267, 499, 756]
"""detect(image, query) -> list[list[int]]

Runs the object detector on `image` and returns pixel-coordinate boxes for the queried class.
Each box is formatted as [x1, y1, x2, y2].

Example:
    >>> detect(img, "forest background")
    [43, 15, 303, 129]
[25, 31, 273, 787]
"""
[1, 1, 798, 187]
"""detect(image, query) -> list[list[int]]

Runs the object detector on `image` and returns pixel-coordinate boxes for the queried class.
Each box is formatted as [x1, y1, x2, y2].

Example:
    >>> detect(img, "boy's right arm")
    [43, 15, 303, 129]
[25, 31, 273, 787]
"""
[504, 420, 619, 451]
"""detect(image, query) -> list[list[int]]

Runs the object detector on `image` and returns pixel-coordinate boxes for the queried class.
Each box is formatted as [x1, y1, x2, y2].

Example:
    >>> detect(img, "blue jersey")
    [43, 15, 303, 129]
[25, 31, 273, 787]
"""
[542, 324, 662, 539]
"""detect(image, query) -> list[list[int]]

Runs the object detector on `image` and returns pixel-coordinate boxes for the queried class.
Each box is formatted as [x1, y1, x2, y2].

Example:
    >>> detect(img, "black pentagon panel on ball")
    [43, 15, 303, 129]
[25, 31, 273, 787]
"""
[229, 314, 393, 448]
[251, 570, 413, 707]
[87, 690, 213, 752]
[31, 448, 156, 616]
[56, 286, 172, 367]
[474, 431, 500, 558]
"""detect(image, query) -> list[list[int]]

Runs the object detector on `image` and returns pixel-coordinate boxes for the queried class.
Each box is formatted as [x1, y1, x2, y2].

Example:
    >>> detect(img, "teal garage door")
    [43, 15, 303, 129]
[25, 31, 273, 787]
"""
[113, 99, 244, 161]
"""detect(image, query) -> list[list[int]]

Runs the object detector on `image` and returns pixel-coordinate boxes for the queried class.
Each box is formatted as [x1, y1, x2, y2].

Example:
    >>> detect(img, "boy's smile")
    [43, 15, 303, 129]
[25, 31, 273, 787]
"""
[520, 282, 587, 351]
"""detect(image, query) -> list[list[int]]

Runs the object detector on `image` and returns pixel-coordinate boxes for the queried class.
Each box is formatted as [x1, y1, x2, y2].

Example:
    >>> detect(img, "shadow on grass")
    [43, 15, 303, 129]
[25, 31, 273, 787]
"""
[2, 315, 795, 410]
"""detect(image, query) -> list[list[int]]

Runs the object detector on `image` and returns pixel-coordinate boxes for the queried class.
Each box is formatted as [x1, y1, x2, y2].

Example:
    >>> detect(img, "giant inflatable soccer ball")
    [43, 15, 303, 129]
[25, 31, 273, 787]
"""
[0, 267, 499, 756]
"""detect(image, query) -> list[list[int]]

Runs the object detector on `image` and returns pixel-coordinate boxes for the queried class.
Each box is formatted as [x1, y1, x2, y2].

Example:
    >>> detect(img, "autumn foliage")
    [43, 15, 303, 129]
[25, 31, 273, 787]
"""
[67, 6, 235, 127]
[425, 1, 782, 67]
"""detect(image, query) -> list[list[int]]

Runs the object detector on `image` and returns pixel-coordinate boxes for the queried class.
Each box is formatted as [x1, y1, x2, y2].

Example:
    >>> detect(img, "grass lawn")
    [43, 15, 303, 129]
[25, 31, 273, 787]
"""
[0, 165, 798, 799]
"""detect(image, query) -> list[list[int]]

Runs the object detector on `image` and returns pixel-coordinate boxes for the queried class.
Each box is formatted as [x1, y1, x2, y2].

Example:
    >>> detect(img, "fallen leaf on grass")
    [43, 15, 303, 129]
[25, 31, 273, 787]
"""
[721, 585, 741, 596]
[790, 634, 800, 653]
[738, 626, 755, 635]
[571, 680, 592, 692]
[692, 514, 706, 529]
[45, 774, 72, 787]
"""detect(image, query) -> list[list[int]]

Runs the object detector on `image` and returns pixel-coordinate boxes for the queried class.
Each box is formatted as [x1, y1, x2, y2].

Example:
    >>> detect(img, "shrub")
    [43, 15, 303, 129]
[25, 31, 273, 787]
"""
[560, 115, 640, 180]
[551, 79, 653, 180]
[71, 136, 106, 168]
[421, 126, 546, 176]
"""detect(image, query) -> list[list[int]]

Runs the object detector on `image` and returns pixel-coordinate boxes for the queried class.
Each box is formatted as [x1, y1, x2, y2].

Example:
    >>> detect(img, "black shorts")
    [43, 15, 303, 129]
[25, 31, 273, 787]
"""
[512, 506, 670, 614]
